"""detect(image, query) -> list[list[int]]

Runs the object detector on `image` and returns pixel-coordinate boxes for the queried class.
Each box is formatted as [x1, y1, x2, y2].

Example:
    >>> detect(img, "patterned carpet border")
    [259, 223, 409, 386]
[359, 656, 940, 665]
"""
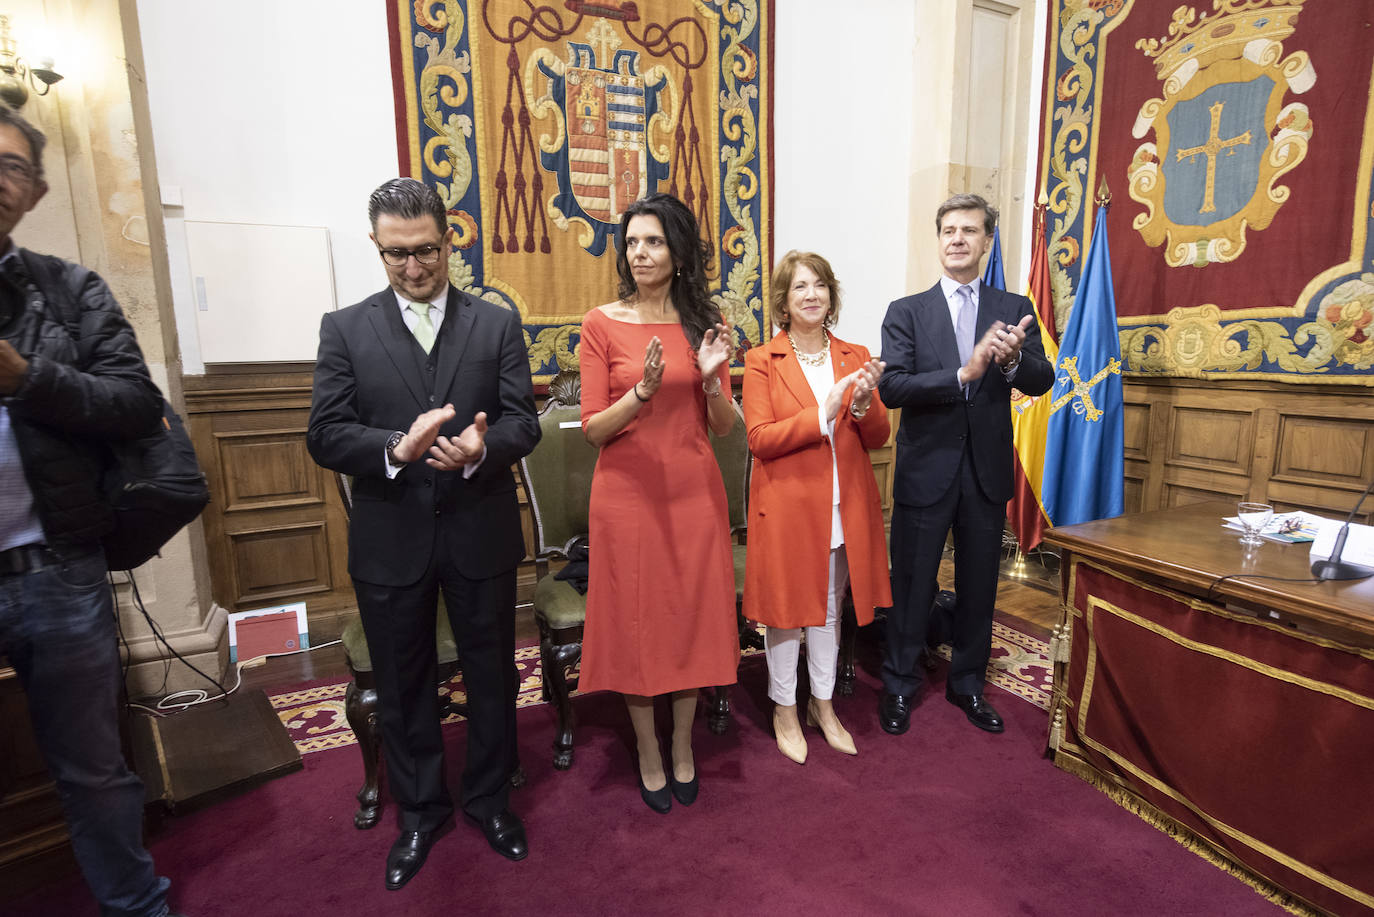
[271, 622, 1052, 756]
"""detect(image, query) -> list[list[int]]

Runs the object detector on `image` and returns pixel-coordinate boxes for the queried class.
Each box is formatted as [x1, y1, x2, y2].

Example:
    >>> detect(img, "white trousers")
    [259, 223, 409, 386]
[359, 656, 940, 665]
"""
[765, 547, 850, 705]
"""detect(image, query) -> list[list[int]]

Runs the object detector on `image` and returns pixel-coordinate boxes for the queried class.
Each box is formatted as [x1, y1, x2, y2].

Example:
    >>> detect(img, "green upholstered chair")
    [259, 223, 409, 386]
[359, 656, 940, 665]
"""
[518, 371, 598, 769]
[334, 473, 522, 830]
[705, 396, 752, 734]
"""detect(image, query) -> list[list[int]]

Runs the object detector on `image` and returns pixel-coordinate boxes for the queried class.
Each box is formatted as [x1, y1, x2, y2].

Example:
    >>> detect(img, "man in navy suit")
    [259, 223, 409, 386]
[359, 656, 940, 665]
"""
[877, 193, 1053, 736]
[308, 179, 540, 889]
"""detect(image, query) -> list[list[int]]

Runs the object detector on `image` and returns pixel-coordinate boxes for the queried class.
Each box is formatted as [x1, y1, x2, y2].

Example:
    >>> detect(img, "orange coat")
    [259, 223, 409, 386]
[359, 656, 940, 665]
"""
[742, 332, 893, 629]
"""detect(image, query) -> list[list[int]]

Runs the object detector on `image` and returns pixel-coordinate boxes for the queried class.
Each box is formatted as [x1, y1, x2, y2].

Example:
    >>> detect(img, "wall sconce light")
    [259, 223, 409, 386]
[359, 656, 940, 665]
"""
[0, 16, 63, 109]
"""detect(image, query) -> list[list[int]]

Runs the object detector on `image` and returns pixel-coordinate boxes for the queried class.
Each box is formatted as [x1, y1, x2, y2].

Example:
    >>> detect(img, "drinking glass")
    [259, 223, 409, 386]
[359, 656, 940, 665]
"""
[1236, 502, 1274, 546]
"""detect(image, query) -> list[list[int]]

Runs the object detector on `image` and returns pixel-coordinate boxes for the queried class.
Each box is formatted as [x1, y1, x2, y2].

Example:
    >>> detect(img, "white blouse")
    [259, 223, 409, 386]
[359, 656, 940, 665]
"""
[796, 347, 845, 550]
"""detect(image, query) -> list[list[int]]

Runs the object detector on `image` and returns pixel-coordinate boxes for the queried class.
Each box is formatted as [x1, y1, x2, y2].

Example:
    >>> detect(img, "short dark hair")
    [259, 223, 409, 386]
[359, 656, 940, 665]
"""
[367, 178, 447, 236]
[936, 193, 997, 235]
[770, 250, 842, 330]
[0, 104, 46, 179]
[615, 192, 720, 349]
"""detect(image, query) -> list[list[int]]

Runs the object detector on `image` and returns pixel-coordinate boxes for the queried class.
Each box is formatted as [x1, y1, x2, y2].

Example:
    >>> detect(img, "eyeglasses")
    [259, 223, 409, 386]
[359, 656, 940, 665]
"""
[0, 156, 37, 185]
[377, 244, 444, 267]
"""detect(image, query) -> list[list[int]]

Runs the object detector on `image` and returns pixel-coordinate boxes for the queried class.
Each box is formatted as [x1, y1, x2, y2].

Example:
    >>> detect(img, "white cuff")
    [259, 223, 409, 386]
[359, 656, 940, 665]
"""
[385, 448, 405, 479]
[817, 406, 832, 439]
[462, 445, 487, 479]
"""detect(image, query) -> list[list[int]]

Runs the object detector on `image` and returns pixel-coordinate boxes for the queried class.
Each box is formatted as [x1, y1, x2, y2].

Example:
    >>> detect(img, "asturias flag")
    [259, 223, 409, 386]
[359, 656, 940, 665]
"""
[1007, 207, 1059, 551]
[1041, 205, 1124, 527]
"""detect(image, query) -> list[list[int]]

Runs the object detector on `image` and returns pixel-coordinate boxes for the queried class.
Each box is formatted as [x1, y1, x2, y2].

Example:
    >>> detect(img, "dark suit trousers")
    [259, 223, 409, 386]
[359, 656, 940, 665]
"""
[882, 442, 1004, 697]
[353, 523, 518, 832]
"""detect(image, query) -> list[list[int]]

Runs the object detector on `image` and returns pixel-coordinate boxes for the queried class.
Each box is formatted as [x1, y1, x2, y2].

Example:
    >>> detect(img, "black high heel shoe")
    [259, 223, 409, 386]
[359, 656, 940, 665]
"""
[640, 777, 672, 814]
[668, 770, 698, 806]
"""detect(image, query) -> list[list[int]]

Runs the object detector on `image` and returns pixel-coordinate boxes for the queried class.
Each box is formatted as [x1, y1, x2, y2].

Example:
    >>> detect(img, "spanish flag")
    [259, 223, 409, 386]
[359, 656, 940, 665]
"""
[1006, 205, 1058, 552]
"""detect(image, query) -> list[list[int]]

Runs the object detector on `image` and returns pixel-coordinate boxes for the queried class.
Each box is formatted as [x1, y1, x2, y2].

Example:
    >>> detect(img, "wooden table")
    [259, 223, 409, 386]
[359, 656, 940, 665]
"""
[1045, 502, 1374, 917]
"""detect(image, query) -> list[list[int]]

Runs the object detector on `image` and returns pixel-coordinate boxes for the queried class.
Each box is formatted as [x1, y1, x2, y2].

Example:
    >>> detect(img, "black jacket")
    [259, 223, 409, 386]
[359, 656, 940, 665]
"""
[4, 250, 162, 549]
[306, 285, 540, 587]
[879, 281, 1054, 507]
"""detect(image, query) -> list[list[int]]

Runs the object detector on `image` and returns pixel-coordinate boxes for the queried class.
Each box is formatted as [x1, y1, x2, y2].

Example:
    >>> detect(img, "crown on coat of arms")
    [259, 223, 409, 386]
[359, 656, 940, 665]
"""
[1135, 0, 1306, 79]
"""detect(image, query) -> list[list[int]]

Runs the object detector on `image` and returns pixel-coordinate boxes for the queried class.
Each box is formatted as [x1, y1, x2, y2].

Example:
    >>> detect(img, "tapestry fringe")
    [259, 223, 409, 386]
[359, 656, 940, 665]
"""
[1052, 754, 1325, 917]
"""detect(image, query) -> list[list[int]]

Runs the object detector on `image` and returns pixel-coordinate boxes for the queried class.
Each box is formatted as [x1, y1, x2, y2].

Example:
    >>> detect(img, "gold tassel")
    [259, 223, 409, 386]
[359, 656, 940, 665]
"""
[1054, 616, 1072, 663]
[1048, 707, 1063, 750]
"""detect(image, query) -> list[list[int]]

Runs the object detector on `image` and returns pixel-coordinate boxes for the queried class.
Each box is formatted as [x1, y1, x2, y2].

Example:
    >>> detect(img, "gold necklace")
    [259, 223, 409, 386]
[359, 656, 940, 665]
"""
[787, 330, 829, 367]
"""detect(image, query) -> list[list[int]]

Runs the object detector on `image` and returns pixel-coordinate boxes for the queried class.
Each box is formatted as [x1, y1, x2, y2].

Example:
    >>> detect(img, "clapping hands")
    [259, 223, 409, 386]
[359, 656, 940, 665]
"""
[824, 358, 886, 422]
[697, 322, 734, 380]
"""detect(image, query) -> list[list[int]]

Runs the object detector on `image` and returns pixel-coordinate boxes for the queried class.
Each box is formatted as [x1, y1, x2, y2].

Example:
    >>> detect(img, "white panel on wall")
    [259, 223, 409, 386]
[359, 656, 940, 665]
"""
[774, 0, 918, 353]
[184, 222, 335, 363]
[968, 6, 1010, 173]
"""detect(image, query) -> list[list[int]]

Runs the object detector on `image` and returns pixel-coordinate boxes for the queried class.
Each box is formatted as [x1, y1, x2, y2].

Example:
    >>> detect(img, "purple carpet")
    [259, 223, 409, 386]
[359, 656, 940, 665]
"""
[10, 648, 1284, 916]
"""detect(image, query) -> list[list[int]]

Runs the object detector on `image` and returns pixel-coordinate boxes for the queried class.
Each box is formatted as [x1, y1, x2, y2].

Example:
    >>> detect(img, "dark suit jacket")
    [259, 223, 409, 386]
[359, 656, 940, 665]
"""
[307, 286, 540, 587]
[878, 281, 1053, 507]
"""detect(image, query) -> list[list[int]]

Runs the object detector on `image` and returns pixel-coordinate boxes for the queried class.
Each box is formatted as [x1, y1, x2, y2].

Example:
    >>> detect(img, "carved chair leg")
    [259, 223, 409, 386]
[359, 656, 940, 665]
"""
[705, 685, 731, 735]
[837, 595, 858, 697]
[345, 676, 382, 830]
[543, 638, 580, 770]
[737, 608, 764, 651]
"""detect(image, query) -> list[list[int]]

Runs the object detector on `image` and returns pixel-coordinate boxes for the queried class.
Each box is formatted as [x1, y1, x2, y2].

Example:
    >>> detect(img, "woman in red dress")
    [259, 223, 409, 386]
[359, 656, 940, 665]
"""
[579, 193, 739, 813]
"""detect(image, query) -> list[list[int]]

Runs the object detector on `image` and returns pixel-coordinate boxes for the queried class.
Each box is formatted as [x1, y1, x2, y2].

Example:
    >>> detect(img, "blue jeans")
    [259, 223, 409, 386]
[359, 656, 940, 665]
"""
[0, 545, 170, 917]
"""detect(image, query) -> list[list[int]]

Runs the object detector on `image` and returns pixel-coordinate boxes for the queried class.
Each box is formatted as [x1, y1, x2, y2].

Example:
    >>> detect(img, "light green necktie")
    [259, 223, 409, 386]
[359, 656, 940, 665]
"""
[408, 301, 435, 354]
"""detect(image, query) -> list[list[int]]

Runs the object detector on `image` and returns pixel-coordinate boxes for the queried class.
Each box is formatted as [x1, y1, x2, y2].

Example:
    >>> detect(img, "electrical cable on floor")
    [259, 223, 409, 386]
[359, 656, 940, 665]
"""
[115, 567, 340, 716]
[118, 568, 223, 699]
[127, 639, 343, 717]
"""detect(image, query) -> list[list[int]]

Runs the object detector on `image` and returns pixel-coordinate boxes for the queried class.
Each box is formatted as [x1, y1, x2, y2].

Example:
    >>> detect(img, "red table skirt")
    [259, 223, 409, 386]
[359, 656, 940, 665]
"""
[1050, 560, 1374, 917]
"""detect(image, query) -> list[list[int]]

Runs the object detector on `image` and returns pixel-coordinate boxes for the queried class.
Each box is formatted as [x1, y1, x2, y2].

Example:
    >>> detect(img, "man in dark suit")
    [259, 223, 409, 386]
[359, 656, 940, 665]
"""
[877, 193, 1054, 736]
[308, 178, 540, 890]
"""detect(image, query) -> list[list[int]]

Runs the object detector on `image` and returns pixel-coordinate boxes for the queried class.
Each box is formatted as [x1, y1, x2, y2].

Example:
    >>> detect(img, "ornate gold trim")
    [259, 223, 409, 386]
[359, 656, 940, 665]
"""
[1063, 561, 1374, 908]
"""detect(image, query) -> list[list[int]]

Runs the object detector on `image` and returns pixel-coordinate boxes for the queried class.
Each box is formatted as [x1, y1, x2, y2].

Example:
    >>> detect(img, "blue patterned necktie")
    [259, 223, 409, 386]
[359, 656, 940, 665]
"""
[408, 301, 435, 354]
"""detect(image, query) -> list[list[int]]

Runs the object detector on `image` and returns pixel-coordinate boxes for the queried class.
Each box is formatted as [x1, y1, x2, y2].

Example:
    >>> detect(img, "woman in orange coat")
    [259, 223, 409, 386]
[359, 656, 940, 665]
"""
[743, 250, 892, 763]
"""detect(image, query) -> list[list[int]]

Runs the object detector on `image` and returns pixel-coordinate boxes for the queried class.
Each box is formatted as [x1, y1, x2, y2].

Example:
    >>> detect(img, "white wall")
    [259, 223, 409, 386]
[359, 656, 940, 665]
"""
[137, 0, 399, 372]
[136, 0, 1043, 367]
[773, 0, 917, 353]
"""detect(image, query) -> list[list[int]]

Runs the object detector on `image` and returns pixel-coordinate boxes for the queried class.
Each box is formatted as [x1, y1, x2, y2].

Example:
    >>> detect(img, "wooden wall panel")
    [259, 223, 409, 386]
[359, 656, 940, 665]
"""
[229, 523, 332, 605]
[1167, 407, 1253, 473]
[1272, 415, 1372, 486]
[1124, 378, 1374, 526]
[216, 432, 320, 511]
[1123, 401, 1151, 460]
[186, 368, 356, 638]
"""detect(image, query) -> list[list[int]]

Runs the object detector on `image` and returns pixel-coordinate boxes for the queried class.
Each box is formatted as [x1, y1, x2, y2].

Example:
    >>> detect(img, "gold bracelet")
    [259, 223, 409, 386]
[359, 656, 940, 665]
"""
[702, 379, 723, 397]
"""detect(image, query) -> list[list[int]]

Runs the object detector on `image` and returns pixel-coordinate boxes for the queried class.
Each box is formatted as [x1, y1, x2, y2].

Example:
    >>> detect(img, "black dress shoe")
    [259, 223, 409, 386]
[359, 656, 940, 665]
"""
[465, 809, 529, 861]
[879, 691, 913, 735]
[385, 825, 444, 890]
[946, 685, 1005, 733]
[640, 777, 672, 813]
[668, 770, 699, 806]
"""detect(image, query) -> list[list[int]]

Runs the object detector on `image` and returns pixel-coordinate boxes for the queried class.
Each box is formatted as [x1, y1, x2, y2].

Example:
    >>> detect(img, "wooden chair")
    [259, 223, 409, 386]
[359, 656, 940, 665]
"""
[705, 396, 753, 734]
[334, 473, 523, 830]
[518, 371, 597, 769]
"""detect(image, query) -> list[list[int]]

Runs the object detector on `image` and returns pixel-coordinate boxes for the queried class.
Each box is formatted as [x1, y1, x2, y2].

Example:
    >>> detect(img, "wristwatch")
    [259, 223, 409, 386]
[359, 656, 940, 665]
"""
[385, 430, 405, 465]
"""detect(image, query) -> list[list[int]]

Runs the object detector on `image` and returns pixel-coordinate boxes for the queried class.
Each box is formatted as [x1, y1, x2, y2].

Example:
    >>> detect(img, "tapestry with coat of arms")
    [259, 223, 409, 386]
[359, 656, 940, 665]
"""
[388, 0, 772, 382]
[1039, 0, 1374, 384]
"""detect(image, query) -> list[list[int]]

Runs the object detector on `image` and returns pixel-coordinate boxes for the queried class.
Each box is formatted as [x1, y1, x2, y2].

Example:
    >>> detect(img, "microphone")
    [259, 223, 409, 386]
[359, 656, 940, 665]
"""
[1311, 476, 1374, 581]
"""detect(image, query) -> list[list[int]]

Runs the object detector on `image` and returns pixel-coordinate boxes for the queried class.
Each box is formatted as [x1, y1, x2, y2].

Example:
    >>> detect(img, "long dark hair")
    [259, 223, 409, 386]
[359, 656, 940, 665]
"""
[615, 193, 720, 349]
